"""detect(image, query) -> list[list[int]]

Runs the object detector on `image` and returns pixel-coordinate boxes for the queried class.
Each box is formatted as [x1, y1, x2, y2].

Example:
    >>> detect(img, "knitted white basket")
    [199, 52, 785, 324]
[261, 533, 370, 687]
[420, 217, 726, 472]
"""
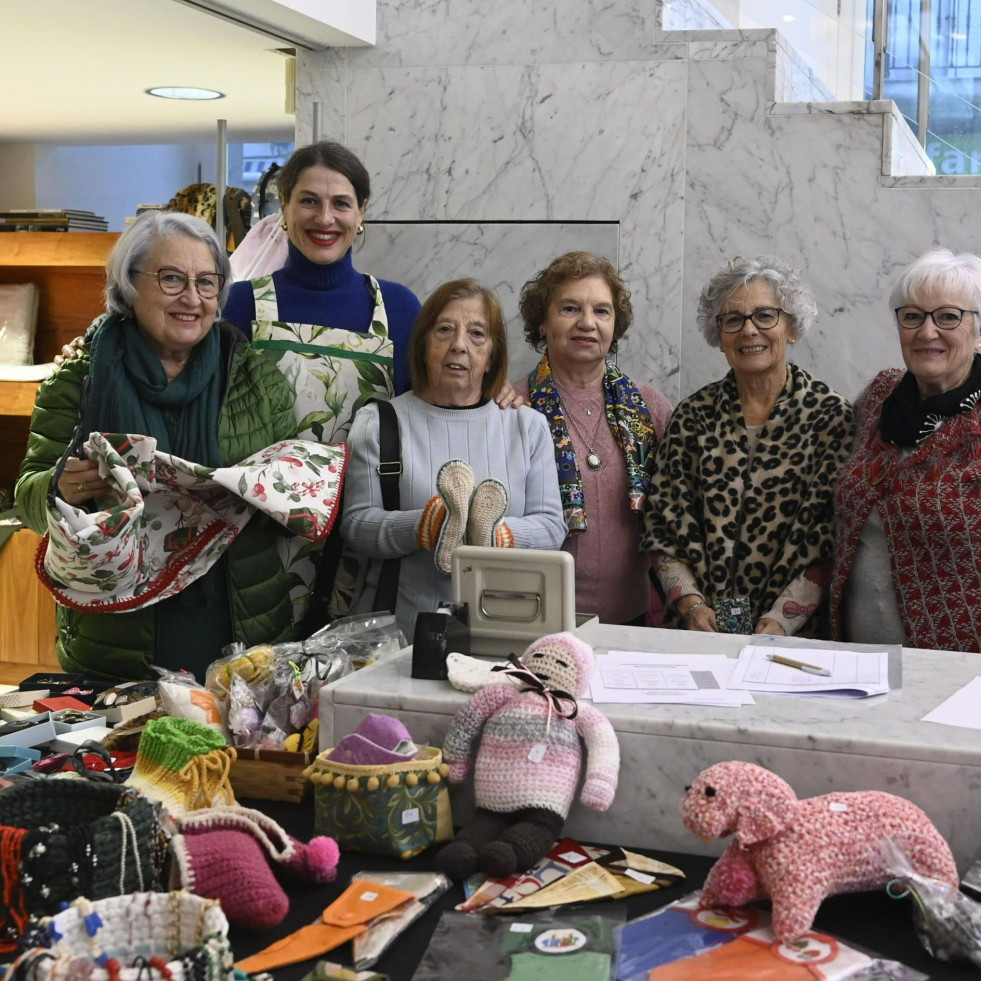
[21, 891, 234, 981]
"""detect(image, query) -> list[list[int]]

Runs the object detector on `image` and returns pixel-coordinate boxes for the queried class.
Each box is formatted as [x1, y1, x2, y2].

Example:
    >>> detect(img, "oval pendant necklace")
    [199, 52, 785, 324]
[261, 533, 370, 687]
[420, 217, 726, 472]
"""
[564, 399, 606, 471]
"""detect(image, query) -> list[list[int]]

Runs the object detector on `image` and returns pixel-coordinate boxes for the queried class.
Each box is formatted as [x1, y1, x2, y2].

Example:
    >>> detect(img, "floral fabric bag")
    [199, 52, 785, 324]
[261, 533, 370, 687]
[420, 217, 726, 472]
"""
[305, 746, 452, 860]
[40, 432, 347, 612]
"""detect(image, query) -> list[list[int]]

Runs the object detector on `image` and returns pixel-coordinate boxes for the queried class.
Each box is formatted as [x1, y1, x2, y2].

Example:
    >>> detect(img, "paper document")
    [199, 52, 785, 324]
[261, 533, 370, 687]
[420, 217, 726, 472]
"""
[921, 676, 981, 730]
[727, 645, 890, 697]
[591, 651, 754, 706]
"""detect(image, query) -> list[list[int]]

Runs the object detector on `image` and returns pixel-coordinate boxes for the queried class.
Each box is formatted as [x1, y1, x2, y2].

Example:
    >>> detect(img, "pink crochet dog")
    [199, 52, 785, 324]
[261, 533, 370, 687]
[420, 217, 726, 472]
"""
[682, 760, 959, 942]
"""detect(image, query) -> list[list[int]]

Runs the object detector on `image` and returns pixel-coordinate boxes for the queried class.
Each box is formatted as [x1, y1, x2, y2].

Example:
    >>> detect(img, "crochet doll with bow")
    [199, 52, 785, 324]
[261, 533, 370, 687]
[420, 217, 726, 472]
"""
[436, 632, 619, 880]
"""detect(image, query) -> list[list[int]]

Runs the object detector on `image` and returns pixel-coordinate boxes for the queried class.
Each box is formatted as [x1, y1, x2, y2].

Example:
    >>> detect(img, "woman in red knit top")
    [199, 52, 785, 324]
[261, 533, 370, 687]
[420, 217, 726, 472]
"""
[831, 249, 981, 652]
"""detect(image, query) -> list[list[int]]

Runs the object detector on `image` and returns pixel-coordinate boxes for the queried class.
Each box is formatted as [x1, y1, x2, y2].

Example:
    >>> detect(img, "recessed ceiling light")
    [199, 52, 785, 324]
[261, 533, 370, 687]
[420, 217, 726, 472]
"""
[782, 14, 796, 22]
[145, 86, 224, 101]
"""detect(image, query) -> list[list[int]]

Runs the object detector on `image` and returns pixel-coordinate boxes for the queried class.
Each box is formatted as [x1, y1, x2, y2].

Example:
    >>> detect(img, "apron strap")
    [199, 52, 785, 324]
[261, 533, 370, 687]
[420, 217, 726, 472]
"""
[252, 275, 280, 322]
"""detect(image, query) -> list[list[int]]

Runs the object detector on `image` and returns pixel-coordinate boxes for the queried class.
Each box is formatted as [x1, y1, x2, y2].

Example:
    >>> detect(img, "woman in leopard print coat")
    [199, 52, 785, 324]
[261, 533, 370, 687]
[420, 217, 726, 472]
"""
[642, 256, 853, 636]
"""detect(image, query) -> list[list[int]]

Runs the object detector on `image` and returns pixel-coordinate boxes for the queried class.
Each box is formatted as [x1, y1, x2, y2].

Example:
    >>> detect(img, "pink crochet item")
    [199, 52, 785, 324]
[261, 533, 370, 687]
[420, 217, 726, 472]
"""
[436, 632, 620, 880]
[682, 760, 959, 942]
[170, 806, 340, 929]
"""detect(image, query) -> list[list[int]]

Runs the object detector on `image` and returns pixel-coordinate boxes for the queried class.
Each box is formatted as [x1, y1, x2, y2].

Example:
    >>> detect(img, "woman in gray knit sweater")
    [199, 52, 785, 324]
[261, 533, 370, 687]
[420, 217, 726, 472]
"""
[342, 279, 566, 638]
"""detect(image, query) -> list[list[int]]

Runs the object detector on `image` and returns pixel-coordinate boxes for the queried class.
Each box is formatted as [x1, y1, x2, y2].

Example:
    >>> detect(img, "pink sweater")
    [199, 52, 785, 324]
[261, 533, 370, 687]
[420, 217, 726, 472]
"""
[443, 682, 620, 818]
[514, 378, 673, 623]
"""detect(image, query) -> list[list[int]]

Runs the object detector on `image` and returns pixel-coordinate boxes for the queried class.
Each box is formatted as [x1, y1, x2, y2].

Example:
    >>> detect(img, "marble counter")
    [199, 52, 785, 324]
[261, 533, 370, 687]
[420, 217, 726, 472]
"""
[319, 625, 981, 869]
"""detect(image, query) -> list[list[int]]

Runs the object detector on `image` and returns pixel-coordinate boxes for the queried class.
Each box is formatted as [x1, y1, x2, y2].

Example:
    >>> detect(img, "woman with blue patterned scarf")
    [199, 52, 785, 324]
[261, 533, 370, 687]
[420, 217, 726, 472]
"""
[513, 252, 673, 625]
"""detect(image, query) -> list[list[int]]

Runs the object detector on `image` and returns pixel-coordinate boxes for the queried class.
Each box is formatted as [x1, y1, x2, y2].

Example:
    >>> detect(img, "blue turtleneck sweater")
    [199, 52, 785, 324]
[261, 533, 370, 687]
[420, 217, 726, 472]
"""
[222, 243, 420, 394]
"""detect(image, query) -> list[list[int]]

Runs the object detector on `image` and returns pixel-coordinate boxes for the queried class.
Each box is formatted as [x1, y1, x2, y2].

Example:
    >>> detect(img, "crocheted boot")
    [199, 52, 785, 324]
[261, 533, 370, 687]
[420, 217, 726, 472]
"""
[172, 807, 340, 929]
[172, 827, 289, 930]
[176, 806, 340, 884]
[466, 478, 513, 548]
[125, 716, 237, 818]
[418, 460, 475, 573]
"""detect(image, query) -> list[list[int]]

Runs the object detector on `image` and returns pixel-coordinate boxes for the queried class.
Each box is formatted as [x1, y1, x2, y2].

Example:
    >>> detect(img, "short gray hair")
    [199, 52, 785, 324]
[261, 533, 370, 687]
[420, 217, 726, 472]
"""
[105, 211, 232, 315]
[889, 249, 981, 336]
[696, 255, 819, 348]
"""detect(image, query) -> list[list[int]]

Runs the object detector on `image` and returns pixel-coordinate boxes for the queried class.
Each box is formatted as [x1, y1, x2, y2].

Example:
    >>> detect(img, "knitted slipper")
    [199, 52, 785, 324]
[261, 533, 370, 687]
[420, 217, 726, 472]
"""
[467, 478, 511, 547]
[432, 460, 475, 573]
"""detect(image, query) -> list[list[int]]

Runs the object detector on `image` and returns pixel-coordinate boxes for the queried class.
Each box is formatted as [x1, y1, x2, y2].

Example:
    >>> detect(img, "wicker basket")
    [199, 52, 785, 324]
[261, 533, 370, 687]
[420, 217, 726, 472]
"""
[228, 748, 313, 802]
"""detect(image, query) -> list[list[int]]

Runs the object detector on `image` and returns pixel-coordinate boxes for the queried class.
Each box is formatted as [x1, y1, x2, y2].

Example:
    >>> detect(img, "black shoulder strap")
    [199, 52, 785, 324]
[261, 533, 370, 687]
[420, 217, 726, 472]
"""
[371, 398, 402, 615]
[298, 398, 401, 638]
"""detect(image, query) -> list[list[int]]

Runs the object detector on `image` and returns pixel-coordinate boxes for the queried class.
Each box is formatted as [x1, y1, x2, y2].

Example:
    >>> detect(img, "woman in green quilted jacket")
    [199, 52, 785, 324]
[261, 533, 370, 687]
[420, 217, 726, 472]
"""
[16, 212, 299, 681]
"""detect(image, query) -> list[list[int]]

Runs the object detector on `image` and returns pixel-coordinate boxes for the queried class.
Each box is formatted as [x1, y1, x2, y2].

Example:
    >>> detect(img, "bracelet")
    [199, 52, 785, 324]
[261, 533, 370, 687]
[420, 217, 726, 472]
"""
[682, 598, 706, 621]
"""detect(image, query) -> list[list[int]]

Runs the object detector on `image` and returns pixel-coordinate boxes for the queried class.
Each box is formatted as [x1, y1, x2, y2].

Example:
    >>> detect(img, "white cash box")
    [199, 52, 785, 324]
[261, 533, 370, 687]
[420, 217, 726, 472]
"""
[451, 546, 597, 658]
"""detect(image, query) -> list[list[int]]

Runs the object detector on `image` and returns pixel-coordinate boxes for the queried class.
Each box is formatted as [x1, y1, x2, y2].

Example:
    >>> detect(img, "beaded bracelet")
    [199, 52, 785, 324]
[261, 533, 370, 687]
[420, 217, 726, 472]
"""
[682, 597, 707, 621]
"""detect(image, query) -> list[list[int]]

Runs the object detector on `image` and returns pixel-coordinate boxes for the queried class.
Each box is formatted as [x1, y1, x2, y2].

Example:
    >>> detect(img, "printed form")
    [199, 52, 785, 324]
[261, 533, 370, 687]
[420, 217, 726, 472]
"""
[591, 651, 754, 706]
[727, 645, 890, 698]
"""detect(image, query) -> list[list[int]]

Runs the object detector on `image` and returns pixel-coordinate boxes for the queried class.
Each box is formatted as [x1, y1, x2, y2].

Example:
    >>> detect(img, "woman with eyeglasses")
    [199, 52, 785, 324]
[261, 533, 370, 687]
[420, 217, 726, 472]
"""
[831, 249, 981, 652]
[16, 211, 299, 680]
[642, 255, 853, 635]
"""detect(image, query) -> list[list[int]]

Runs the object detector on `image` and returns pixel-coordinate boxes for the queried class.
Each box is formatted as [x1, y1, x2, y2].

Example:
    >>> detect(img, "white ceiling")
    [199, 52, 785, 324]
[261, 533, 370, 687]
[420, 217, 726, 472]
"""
[1, 0, 346, 145]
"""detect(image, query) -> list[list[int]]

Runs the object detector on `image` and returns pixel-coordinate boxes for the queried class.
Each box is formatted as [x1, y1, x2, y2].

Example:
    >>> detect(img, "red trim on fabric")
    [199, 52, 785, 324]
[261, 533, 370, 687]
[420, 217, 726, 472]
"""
[36, 520, 230, 613]
[311, 442, 349, 542]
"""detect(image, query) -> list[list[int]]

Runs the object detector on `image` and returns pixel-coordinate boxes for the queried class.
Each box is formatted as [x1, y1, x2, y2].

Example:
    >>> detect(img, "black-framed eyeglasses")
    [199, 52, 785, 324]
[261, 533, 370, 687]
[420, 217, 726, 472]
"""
[136, 268, 225, 299]
[894, 306, 978, 330]
[716, 307, 785, 333]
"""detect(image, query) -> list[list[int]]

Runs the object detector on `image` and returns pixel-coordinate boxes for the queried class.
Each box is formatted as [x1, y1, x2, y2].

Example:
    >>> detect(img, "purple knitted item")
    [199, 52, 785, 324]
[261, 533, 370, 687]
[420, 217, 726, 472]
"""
[173, 828, 289, 929]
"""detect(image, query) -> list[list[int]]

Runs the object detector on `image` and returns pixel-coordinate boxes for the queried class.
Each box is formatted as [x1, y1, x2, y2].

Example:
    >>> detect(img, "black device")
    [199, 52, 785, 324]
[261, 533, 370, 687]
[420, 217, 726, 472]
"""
[411, 603, 470, 680]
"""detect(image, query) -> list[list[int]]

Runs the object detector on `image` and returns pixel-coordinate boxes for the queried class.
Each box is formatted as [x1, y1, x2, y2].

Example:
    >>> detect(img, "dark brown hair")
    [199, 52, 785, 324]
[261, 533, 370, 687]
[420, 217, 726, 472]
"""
[277, 141, 371, 208]
[518, 251, 633, 353]
[410, 279, 509, 400]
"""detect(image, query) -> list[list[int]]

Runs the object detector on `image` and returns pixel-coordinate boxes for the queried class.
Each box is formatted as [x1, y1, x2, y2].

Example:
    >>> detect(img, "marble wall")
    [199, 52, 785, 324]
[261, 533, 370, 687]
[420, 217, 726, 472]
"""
[297, 5, 981, 404]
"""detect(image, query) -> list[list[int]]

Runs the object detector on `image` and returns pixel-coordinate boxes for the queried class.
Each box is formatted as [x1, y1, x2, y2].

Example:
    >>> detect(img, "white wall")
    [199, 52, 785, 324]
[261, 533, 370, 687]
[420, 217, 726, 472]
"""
[31, 143, 217, 231]
[666, 0, 870, 99]
[0, 144, 37, 210]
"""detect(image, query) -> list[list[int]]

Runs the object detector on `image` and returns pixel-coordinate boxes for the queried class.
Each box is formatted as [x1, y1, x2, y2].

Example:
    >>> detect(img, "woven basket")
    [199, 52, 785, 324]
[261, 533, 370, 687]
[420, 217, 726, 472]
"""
[228, 748, 313, 803]
[0, 780, 161, 920]
[22, 891, 234, 981]
[305, 745, 452, 859]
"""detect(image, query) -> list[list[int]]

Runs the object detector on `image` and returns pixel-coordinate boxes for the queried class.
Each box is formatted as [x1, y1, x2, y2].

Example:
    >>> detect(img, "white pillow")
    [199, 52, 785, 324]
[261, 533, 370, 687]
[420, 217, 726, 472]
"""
[0, 283, 39, 365]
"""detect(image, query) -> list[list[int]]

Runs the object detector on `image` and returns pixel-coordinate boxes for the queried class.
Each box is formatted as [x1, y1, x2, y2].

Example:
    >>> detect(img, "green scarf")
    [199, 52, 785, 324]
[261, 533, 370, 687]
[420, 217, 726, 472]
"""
[83, 312, 223, 467]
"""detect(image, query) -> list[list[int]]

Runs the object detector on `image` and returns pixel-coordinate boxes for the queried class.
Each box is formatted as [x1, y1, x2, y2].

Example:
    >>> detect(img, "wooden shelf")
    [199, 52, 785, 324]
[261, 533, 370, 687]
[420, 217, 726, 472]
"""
[0, 231, 118, 364]
[0, 232, 119, 668]
[0, 232, 119, 267]
[0, 380, 42, 417]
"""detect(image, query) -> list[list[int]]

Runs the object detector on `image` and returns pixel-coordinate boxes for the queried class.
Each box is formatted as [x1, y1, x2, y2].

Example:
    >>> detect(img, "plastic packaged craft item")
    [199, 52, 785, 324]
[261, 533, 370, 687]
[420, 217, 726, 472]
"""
[413, 906, 625, 981]
[305, 613, 407, 672]
[155, 666, 227, 738]
[882, 836, 981, 967]
[350, 870, 450, 969]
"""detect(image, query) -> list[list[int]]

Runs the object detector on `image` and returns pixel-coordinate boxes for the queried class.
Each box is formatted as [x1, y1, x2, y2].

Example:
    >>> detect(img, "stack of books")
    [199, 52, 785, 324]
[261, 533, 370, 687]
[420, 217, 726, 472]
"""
[124, 204, 166, 227]
[0, 209, 109, 232]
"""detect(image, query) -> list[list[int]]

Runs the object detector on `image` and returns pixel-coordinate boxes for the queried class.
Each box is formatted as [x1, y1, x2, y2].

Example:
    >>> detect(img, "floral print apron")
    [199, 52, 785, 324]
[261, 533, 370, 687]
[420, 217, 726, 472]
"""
[249, 274, 395, 620]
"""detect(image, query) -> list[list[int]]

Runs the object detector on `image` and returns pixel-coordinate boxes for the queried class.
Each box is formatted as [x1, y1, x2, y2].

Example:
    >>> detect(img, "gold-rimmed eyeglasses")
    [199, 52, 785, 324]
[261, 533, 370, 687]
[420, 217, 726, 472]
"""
[136, 268, 225, 299]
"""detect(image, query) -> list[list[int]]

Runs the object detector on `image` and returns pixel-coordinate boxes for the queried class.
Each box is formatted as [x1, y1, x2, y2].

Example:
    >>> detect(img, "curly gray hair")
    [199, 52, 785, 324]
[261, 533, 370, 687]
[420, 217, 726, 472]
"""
[105, 211, 231, 315]
[696, 255, 818, 349]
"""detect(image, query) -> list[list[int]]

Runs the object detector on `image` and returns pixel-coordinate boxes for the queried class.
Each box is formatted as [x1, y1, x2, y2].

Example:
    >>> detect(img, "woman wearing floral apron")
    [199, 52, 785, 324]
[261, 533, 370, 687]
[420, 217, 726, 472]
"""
[224, 142, 422, 617]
